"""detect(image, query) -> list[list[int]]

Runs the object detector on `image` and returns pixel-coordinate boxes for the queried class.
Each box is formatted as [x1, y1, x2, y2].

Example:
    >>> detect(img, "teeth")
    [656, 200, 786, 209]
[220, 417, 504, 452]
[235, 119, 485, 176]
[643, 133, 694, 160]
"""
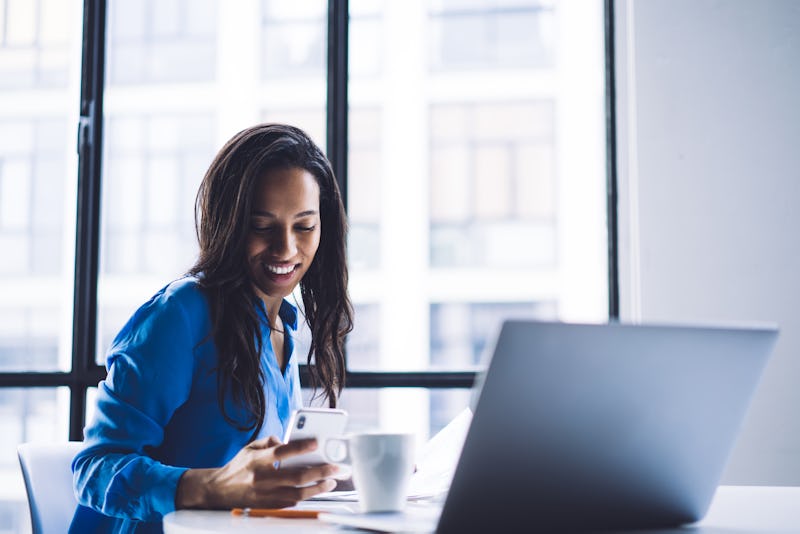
[266, 264, 294, 275]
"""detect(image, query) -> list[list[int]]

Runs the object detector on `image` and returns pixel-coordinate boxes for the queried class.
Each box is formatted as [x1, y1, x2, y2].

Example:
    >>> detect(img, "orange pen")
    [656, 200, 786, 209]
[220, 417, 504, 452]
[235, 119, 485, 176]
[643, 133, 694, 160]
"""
[231, 508, 320, 519]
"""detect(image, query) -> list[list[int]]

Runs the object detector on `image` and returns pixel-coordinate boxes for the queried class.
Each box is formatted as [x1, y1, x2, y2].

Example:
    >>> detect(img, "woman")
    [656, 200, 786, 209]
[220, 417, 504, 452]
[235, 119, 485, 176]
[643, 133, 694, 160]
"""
[71, 124, 353, 533]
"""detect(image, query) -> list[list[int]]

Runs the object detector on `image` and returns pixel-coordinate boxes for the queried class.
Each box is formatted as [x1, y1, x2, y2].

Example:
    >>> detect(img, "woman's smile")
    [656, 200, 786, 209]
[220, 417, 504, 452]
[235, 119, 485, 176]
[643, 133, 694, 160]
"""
[265, 263, 297, 275]
[262, 262, 300, 285]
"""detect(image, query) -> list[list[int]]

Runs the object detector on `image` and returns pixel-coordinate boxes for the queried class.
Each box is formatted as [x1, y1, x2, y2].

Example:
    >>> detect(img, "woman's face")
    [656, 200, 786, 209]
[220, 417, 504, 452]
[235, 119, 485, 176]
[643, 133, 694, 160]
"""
[246, 166, 321, 304]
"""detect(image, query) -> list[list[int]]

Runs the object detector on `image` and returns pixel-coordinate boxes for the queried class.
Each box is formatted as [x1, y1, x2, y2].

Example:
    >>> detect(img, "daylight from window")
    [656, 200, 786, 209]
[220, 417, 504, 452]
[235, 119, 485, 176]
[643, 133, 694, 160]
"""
[0, 1, 607, 531]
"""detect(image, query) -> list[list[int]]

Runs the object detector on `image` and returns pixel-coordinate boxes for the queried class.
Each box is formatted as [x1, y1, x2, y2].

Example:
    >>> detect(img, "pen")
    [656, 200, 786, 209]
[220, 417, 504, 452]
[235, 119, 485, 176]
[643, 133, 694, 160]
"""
[231, 508, 320, 519]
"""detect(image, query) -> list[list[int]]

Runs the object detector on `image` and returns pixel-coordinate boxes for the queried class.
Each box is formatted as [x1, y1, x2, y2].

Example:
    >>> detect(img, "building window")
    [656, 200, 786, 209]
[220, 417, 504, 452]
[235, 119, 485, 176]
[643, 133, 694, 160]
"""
[0, 119, 69, 276]
[101, 114, 213, 276]
[0, 0, 73, 89]
[106, 0, 218, 85]
[261, 0, 326, 79]
[429, 101, 557, 268]
[429, 0, 556, 71]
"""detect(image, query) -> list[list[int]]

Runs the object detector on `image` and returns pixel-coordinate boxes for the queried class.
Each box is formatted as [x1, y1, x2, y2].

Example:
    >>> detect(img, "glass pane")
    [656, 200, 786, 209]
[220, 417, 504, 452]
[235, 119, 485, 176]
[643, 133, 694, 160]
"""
[430, 301, 556, 368]
[347, 0, 384, 275]
[347, 107, 382, 271]
[85, 386, 97, 432]
[304, 387, 472, 443]
[99, 0, 326, 364]
[262, 1, 326, 79]
[0, 0, 81, 372]
[260, 0, 327, 146]
[0, 387, 70, 534]
[429, 0, 556, 70]
[347, 0, 608, 371]
[430, 101, 558, 268]
[106, 0, 217, 85]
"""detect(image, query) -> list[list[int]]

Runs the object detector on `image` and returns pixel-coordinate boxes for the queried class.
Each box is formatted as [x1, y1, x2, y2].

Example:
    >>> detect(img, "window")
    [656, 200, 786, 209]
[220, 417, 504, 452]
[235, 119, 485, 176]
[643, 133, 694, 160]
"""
[345, 1, 609, 438]
[0, 2, 614, 532]
[0, 0, 81, 528]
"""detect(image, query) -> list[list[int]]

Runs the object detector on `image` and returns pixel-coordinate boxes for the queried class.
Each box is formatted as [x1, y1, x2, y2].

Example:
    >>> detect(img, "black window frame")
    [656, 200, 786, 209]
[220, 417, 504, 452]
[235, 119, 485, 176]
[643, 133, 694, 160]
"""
[0, 0, 619, 442]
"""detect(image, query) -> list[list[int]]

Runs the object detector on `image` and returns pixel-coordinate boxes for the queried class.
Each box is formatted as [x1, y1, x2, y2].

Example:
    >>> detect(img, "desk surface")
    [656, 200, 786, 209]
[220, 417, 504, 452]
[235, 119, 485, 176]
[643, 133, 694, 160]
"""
[163, 485, 800, 533]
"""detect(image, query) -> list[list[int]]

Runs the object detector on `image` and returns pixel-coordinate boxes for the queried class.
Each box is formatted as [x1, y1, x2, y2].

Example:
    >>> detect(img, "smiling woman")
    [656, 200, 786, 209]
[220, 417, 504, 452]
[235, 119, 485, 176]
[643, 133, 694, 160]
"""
[70, 124, 353, 534]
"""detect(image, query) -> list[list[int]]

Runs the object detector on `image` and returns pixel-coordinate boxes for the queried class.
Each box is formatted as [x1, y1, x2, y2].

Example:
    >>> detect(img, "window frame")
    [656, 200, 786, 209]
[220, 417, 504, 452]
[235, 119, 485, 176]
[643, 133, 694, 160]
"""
[0, 0, 619, 441]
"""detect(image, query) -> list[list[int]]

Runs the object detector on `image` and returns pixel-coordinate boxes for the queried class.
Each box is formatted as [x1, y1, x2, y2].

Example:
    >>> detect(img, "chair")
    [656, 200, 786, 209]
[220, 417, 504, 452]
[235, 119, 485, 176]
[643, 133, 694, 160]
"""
[17, 442, 84, 534]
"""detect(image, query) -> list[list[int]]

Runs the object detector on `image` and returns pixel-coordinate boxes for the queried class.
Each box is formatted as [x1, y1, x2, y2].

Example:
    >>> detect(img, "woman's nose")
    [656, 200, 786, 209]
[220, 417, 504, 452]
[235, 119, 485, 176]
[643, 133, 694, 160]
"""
[270, 228, 297, 257]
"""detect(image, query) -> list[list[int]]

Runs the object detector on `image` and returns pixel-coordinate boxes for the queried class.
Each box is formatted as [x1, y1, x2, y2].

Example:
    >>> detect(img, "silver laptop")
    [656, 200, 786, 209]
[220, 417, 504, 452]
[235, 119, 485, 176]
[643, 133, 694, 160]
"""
[322, 320, 778, 532]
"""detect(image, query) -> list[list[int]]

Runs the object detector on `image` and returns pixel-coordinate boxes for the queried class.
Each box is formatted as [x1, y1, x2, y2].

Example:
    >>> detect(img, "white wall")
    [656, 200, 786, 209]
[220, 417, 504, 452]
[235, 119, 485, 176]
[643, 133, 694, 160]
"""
[616, 0, 800, 484]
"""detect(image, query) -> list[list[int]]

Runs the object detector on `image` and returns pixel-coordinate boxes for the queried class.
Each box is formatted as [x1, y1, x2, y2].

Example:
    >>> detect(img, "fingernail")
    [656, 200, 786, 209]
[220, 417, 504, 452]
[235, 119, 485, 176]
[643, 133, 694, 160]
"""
[325, 479, 337, 491]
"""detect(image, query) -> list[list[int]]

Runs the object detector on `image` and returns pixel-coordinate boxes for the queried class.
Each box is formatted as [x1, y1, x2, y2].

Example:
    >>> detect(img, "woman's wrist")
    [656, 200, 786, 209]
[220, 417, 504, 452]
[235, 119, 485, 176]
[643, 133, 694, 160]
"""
[175, 468, 216, 509]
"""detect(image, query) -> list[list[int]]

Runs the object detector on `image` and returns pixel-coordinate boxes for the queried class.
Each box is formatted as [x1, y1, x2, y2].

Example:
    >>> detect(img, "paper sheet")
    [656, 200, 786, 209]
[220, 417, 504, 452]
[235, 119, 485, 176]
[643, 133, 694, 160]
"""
[407, 407, 472, 500]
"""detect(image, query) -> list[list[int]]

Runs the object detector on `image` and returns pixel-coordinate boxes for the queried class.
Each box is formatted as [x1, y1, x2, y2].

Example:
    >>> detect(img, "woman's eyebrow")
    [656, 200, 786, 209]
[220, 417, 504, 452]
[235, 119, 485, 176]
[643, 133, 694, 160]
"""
[293, 210, 319, 218]
[250, 210, 275, 218]
[250, 210, 319, 218]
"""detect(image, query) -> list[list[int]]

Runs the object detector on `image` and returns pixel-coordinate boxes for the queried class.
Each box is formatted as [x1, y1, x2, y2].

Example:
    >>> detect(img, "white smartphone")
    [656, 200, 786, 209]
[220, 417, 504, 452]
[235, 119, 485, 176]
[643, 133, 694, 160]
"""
[279, 408, 348, 468]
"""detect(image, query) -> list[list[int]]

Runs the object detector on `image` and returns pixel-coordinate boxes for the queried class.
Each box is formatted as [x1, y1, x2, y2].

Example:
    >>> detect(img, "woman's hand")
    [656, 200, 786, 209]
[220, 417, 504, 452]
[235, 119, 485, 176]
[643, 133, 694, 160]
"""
[175, 436, 339, 510]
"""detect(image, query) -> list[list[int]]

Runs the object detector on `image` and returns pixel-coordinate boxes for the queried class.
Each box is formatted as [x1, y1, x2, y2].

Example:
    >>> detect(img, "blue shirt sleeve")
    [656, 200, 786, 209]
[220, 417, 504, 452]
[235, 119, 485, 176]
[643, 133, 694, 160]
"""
[72, 283, 199, 522]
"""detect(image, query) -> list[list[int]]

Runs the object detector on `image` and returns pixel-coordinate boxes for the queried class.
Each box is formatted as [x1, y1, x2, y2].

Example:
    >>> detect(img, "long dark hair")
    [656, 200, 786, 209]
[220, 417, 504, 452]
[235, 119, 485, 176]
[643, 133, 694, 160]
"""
[190, 123, 353, 439]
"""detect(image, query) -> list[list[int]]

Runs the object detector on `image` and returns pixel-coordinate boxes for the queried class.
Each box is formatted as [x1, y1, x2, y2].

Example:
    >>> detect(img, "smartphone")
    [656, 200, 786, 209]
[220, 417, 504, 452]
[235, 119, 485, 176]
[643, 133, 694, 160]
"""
[279, 408, 348, 468]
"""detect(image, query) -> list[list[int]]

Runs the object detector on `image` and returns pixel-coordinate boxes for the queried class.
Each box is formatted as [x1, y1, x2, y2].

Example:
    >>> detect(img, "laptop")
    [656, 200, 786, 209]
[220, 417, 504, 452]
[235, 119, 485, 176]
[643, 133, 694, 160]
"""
[320, 320, 778, 532]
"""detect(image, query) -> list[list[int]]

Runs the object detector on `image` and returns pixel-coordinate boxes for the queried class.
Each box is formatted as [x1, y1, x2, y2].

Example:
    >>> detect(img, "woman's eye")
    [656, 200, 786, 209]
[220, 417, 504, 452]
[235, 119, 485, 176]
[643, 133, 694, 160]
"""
[252, 226, 274, 233]
[296, 225, 316, 232]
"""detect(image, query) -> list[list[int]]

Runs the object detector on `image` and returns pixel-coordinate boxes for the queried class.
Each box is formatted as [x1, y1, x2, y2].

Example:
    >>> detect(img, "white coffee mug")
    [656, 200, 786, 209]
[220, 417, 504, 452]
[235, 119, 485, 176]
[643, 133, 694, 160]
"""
[325, 432, 415, 513]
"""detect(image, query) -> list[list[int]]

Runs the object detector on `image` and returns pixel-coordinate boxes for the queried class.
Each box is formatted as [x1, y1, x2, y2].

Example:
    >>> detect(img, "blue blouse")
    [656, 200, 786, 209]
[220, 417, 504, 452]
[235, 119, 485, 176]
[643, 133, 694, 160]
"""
[70, 277, 303, 533]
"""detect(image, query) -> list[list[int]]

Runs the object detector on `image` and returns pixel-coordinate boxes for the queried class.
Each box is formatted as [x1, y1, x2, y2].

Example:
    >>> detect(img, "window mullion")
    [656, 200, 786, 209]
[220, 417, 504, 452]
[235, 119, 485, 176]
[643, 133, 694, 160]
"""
[71, 0, 108, 441]
[326, 0, 349, 210]
[604, 0, 620, 320]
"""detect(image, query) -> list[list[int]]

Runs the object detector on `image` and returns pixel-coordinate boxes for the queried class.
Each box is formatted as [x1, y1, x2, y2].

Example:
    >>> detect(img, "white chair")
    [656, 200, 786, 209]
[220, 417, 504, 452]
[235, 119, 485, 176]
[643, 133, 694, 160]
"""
[17, 442, 84, 534]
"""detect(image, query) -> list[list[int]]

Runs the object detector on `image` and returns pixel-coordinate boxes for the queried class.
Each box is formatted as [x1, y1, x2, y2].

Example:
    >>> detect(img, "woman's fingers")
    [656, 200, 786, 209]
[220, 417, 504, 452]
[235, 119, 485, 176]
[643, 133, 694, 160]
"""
[246, 437, 316, 475]
[273, 438, 318, 461]
[297, 477, 337, 499]
[253, 462, 339, 487]
[247, 466, 338, 508]
[265, 435, 283, 448]
[202, 439, 338, 510]
[255, 477, 337, 506]
[281, 464, 340, 487]
[249, 435, 281, 450]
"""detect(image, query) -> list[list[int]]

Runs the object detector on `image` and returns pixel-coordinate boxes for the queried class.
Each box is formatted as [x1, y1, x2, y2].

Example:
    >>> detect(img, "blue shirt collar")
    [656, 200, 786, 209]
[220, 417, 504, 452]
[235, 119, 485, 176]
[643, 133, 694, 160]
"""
[255, 297, 299, 332]
[278, 299, 298, 331]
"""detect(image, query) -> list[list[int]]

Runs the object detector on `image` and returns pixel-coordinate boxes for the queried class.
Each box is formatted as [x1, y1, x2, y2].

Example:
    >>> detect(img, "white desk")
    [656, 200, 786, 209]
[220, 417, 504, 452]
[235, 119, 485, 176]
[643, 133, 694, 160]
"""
[163, 486, 800, 533]
[164, 500, 355, 534]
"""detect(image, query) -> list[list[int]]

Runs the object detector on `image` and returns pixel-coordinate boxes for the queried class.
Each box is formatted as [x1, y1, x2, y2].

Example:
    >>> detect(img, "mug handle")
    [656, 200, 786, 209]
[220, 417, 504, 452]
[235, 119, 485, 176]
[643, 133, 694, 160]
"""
[323, 437, 351, 465]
